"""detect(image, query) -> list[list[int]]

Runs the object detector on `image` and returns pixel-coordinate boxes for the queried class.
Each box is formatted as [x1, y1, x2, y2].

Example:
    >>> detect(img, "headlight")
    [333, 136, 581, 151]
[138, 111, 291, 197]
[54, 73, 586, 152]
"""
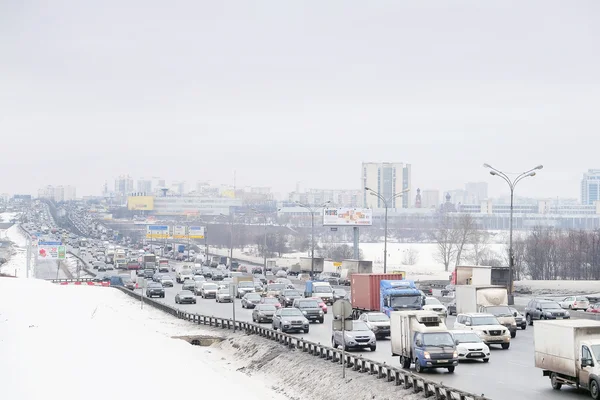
[565, 311, 570, 316]
[371, 325, 379, 331]
[319, 311, 323, 315]
[423, 352, 431, 359]
[302, 311, 307, 315]
[511, 322, 517, 326]
[453, 351, 458, 358]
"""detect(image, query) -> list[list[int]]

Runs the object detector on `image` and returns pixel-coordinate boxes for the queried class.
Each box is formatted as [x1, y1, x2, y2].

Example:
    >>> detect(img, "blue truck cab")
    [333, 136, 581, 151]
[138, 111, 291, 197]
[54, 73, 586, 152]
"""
[380, 280, 425, 316]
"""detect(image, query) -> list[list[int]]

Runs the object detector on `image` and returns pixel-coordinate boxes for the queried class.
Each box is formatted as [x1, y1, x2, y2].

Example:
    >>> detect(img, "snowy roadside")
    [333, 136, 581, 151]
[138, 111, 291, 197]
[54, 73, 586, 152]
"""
[0, 225, 27, 277]
[514, 280, 600, 298]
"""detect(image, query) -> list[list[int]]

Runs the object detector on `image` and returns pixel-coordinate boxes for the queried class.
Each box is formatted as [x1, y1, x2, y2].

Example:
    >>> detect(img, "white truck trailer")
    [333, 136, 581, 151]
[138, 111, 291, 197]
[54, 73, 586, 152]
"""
[535, 320, 600, 398]
[456, 285, 517, 338]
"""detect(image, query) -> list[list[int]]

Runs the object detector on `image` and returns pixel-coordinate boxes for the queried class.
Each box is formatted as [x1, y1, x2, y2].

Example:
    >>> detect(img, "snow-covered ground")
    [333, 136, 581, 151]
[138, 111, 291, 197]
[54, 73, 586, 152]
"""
[514, 280, 600, 297]
[0, 224, 29, 277]
[0, 211, 19, 222]
[0, 278, 289, 400]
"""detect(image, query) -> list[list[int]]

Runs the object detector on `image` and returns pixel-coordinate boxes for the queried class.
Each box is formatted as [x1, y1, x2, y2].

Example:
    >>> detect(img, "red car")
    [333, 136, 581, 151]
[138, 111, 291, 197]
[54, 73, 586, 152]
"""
[260, 297, 281, 309]
[587, 303, 600, 313]
[308, 297, 328, 314]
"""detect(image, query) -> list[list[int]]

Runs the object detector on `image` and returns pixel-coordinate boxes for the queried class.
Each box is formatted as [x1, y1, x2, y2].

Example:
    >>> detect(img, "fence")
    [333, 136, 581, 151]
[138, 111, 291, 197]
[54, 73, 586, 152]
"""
[115, 285, 488, 400]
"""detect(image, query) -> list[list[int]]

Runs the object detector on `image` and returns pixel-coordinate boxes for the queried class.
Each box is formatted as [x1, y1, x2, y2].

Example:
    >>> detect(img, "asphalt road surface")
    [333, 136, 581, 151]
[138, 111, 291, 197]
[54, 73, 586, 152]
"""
[35, 258, 66, 280]
[132, 270, 591, 400]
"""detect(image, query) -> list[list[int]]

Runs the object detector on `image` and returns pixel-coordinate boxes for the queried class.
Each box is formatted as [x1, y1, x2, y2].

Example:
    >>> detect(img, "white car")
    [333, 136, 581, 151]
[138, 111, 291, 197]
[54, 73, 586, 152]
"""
[451, 330, 490, 362]
[176, 269, 193, 283]
[453, 313, 511, 349]
[422, 297, 448, 316]
[216, 288, 232, 303]
[559, 296, 589, 310]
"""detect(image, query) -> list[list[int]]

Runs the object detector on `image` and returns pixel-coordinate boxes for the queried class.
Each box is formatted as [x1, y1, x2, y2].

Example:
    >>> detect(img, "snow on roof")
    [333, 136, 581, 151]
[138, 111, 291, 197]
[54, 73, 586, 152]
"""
[0, 278, 286, 400]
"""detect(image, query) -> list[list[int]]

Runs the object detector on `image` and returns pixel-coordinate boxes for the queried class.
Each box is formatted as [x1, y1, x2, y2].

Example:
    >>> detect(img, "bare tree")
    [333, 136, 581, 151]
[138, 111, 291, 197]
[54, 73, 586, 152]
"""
[454, 214, 477, 266]
[466, 229, 490, 265]
[430, 215, 458, 272]
[402, 247, 419, 265]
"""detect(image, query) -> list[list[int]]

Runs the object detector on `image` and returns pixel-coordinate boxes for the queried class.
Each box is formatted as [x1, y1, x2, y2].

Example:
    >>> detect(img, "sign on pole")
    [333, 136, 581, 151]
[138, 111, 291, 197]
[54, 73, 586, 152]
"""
[38, 241, 66, 260]
[323, 208, 373, 226]
[172, 225, 187, 239]
[146, 225, 169, 239]
[332, 299, 353, 331]
[189, 226, 205, 239]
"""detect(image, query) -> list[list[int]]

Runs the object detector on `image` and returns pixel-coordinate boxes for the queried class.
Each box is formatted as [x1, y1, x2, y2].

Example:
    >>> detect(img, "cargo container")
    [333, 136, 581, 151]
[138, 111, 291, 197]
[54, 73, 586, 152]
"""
[534, 320, 600, 396]
[350, 274, 424, 319]
[339, 260, 373, 285]
[451, 265, 510, 287]
[299, 257, 324, 274]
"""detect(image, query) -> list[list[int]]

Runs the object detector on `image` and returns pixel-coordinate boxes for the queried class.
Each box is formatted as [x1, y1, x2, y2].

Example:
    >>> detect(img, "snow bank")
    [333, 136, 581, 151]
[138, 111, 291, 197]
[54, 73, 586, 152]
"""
[0, 225, 28, 277]
[0, 212, 18, 222]
[514, 280, 600, 297]
[0, 278, 287, 400]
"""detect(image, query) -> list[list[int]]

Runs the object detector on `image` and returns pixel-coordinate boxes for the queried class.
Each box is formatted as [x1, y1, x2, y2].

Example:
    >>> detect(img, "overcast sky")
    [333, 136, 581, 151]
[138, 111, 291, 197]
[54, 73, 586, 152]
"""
[1, 1, 598, 199]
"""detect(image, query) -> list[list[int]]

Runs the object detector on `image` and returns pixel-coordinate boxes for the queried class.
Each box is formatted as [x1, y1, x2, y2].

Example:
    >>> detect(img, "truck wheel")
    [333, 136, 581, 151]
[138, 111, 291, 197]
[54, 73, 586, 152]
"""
[550, 373, 562, 390]
[501, 343, 510, 350]
[526, 314, 533, 326]
[415, 360, 423, 373]
[592, 379, 600, 400]
[401, 356, 411, 369]
[447, 366, 455, 373]
[511, 331, 516, 339]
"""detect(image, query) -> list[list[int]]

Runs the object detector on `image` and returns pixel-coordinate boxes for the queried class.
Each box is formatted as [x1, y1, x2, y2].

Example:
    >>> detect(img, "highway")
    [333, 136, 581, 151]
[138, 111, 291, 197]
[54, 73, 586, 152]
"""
[35, 258, 67, 280]
[132, 270, 588, 400]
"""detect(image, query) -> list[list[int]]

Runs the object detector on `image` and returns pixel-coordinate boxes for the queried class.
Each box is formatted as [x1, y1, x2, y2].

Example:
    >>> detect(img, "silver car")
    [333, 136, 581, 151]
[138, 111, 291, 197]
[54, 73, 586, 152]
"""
[332, 320, 377, 352]
[272, 308, 309, 333]
[216, 288, 232, 303]
[358, 312, 391, 339]
[201, 283, 218, 299]
[160, 276, 174, 287]
[252, 304, 277, 323]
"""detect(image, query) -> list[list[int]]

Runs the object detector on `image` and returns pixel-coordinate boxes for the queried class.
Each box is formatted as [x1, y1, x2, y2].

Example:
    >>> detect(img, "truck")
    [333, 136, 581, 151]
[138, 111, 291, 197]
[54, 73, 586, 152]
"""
[142, 254, 157, 269]
[233, 275, 255, 298]
[350, 274, 425, 319]
[210, 255, 220, 267]
[391, 310, 459, 373]
[114, 249, 127, 268]
[304, 281, 334, 304]
[534, 320, 600, 397]
[266, 259, 277, 271]
[300, 257, 324, 275]
[339, 259, 373, 285]
[451, 265, 510, 287]
[455, 285, 518, 338]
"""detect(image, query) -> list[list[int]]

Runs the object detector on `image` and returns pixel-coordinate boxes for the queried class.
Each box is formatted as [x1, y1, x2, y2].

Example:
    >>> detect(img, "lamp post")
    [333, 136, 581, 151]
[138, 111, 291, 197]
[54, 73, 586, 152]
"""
[251, 208, 268, 276]
[484, 163, 543, 305]
[295, 200, 331, 277]
[364, 187, 410, 274]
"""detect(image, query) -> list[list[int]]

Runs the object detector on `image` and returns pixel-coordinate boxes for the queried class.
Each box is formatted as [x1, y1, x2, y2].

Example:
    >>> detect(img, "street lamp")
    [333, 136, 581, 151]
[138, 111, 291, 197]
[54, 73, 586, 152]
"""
[364, 187, 410, 273]
[484, 163, 543, 305]
[294, 200, 331, 277]
[251, 208, 268, 276]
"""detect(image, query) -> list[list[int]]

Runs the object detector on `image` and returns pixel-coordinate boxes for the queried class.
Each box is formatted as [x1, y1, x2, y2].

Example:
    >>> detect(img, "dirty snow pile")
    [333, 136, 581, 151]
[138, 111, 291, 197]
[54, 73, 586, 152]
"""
[0, 278, 287, 400]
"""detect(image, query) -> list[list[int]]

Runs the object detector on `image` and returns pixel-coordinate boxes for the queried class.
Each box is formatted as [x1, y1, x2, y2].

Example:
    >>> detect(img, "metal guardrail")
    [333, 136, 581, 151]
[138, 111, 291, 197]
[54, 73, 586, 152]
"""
[115, 286, 489, 400]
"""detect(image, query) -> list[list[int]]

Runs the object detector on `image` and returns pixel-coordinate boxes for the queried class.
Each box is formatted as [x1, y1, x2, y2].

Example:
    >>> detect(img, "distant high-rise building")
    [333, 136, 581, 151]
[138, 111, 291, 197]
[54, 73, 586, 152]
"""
[171, 181, 185, 195]
[421, 189, 440, 209]
[581, 169, 600, 205]
[137, 179, 152, 194]
[115, 175, 134, 196]
[465, 182, 488, 203]
[362, 162, 411, 209]
[157, 179, 166, 188]
[37, 185, 76, 202]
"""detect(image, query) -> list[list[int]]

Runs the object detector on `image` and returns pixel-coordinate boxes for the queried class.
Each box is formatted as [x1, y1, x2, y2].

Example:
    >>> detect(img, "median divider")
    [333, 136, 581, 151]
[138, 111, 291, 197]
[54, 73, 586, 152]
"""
[115, 286, 489, 400]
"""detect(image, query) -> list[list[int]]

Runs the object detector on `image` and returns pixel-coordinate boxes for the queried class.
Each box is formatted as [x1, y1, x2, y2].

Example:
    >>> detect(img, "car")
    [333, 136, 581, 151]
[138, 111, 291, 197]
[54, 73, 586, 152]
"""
[265, 283, 286, 297]
[236, 281, 255, 298]
[275, 270, 287, 278]
[158, 265, 170, 273]
[272, 308, 310, 333]
[587, 303, 600, 313]
[292, 298, 324, 323]
[152, 273, 163, 282]
[509, 307, 526, 330]
[105, 264, 114, 270]
[216, 288, 232, 303]
[175, 290, 197, 304]
[307, 297, 328, 314]
[260, 297, 282, 309]
[333, 289, 347, 301]
[422, 297, 448, 316]
[332, 320, 377, 352]
[182, 279, 195, 291]
[92, 261, 102, 269]
[278, 289, 303, 307]
[212, 270, 225, 281]
[200, 283, 219, 299]
[453, 313, 511, 349]
[252, 304, 277, 323]
[559, 296, 590, 311]
[98, 264, 106, 272]
[201, 267, 213, 278]
[160, 275, 174, 287]
[123, 278, 136, 290]
[451, 330, 490, 362]
[358, 312, 390, 339]
[253, 274, 267, 284]
[241, 293, 262, 309]
[145, 282, 165, 298]
[447, 300, 457, 316]
[524, 299, 570, 325]
[441, 285, 455, 297]
[192, 275, 206, 284]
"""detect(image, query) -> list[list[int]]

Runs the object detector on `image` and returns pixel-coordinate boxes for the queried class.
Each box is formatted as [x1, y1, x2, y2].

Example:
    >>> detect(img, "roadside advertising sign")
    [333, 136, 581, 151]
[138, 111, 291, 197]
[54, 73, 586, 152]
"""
[38, 241, 66, 260]
[323, 208, 373, 226]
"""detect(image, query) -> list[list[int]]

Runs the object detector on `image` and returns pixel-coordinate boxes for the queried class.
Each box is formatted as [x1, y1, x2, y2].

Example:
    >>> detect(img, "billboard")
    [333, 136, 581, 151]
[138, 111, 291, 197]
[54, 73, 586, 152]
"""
[38, 241, 66, 260]
[323, 208, 373, 226]
[172, 225, 188, 239]
[146, 225, 169, 239]
[127, 196, 155, 211]
[189, 226, 205, 239]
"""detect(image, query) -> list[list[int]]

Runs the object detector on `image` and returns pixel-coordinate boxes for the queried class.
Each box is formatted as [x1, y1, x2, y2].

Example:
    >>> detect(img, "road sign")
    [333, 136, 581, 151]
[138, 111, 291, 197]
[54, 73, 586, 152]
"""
[332, 299, 352, 319]
[333, 261, 342, 267]
[229, 284, 237, 298]
[333, 319, 353, 331]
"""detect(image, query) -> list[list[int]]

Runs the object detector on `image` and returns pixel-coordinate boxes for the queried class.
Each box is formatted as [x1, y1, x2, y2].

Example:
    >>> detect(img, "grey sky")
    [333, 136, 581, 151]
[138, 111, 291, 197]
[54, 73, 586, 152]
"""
[1, 1, 598, 199]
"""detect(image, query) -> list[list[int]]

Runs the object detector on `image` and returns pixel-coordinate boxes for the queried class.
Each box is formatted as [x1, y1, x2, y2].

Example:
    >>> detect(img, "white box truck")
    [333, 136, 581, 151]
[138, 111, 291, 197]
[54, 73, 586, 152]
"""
[456, 285, 518, 338]
[535, 320, 600, 397]
[339, 260, 373, 285]
[390, 310, 458, 373]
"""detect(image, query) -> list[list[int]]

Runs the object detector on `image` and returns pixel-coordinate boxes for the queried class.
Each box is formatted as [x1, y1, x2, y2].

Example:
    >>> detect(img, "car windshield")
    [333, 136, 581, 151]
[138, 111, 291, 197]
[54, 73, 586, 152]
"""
[334, 289, 347, 296]
[425, 298, 442, 305]
[576, 296, 589, 301]
[592, 345, 600, 362]
[298, 301, 319, 308]
[148, 283, 161, 288]
[267, 284, 285, 291]
[423, 332, 455, 347]
[471, 316, 500, 326]
[313, 286, 332, 293]
[367, 313, 389, 322]
[218, 289, 229, 294]
[352, 321, 370, 331]
[390, 295, 422, 307]
[541, 302, 562, 310]
[263, 298, 278, 303]
[453, 332, 482, 343]
[238, 282, 253, 288]
[284, 290, 301, 296]
[486, 306, 513, 316]
[258, 305, 276, 312]
[180, 290, 192, 295]
[246, 294, 261, 300]
[162, 276, 172, 280]
[281, 309, 303, 316]
[203, 284, 217, 290]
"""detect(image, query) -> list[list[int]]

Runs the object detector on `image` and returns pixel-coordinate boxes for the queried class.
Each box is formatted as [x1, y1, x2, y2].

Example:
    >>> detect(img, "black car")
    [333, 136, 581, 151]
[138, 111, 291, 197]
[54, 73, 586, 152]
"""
[524, 299, 570, 325]
[143, 269, 154, 279]
[212, 270, 225, 281]
[292, 299, 324, 323]
[278, 289, 303, 307]
[201, 267, 212, 278]
[447, 300, 457, 316]
[241, 293, 262, 309]
[146, 282, 165, 298]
